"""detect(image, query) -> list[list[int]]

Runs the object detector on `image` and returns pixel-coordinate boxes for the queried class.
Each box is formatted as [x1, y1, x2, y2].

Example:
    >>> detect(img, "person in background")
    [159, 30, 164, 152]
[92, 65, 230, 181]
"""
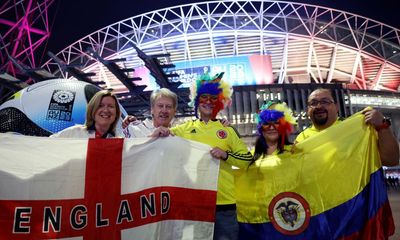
[251, 101, 296, 164]
[295, 88, 399, 166]
[51, 89, 121, 138]
[170, 72, 253, 240]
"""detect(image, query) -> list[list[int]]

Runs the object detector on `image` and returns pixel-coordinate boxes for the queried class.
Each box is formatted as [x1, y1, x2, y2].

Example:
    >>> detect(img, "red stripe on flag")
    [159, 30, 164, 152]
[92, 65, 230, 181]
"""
[82, 138, 124, 240]
[0, 188, 216, 239]
[341, 201, 395, 240]
[115, 187, 217, 229]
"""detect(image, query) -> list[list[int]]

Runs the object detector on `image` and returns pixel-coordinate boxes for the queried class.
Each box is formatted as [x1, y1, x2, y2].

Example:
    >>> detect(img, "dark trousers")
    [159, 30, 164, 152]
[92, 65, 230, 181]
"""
[213, 208, 239, 240]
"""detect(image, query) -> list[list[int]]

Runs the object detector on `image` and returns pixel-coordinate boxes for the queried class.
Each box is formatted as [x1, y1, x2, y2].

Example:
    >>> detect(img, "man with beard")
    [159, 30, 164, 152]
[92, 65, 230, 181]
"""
[295, 88, 399, 166]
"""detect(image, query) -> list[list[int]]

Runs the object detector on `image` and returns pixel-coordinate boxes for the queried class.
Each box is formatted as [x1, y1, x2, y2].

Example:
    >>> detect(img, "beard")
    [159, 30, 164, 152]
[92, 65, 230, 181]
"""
[312, 110, 328, 126]
[313, 116, 328, 126]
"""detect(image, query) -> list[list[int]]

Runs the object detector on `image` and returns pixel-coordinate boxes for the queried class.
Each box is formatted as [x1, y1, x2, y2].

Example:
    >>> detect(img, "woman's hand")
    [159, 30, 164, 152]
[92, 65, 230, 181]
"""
[122, 115, 137, 129]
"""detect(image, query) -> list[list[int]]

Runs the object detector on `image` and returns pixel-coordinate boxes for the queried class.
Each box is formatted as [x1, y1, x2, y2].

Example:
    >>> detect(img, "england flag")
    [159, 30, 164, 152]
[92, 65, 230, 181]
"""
[0, 134, 219, 240]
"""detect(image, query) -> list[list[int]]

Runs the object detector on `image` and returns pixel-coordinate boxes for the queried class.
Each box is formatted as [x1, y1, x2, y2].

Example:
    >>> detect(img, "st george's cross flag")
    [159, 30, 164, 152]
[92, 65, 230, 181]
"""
[0, 135, 219, 240]
[235, 111, 395, 239]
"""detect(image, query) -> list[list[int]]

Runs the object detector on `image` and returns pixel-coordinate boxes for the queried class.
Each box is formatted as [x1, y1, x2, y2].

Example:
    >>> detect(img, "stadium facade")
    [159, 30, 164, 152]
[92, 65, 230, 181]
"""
[41, 0, 400, 138]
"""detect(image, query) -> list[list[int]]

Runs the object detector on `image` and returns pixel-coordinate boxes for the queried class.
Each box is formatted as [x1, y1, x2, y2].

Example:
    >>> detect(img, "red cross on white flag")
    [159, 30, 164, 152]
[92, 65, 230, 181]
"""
[0, 135, 219, 239]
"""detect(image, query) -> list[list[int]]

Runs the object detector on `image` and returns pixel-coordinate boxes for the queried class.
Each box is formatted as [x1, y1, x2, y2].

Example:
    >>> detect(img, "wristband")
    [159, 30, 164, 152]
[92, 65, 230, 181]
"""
[375, 118, 391, 131]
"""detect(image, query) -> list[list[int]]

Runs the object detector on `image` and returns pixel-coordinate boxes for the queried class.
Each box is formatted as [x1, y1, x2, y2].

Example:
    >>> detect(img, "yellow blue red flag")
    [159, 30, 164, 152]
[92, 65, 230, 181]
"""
[235, 112, 395, 239]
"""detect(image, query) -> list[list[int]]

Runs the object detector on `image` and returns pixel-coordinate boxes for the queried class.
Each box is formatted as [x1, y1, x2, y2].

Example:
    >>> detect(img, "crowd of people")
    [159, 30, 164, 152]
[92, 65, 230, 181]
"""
[51, 72, 400, 240]
[386, 173, 400, 190]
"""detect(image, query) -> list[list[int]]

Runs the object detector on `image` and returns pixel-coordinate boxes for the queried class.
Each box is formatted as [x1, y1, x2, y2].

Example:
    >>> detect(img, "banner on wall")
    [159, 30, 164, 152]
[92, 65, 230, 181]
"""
[134, 55, 273, 90]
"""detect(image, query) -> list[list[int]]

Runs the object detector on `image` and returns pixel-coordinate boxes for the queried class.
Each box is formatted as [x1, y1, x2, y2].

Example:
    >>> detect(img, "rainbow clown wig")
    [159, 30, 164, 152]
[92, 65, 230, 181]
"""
[189, 72, 232, 119]
[255, 101, 297, 154]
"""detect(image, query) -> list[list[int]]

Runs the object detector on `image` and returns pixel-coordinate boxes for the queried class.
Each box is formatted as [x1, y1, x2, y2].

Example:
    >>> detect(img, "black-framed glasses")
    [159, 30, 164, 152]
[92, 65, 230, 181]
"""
[308, 99, 334, 108]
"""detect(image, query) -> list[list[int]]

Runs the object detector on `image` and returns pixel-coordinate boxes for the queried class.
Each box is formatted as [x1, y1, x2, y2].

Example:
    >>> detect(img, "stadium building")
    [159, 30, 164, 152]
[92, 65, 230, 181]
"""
[1, 0, 399, 140]
[38, 0, 400, 139]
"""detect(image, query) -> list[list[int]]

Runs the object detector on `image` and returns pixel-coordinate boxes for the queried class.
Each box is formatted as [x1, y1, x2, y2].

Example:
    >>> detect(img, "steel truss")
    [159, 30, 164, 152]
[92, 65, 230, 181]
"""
[42, 0, 400, 93]
[0, 0, 54, 76]
[0, 0, 55, 103]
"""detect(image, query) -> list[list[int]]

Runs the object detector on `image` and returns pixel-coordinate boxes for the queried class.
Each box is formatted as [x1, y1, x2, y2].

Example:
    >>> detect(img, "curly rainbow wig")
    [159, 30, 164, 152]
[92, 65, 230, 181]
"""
[255, 101, 296, 151]
[189, 72, 232, 119]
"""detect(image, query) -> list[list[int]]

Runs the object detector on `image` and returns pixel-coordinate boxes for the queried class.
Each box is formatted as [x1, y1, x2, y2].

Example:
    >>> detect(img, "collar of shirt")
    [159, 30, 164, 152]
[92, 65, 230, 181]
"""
[88, 125, 115, 138]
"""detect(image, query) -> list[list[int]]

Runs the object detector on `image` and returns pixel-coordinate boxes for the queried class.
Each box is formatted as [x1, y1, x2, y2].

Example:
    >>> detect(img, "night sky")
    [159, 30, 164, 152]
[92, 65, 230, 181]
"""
[44, 0, 399, 64]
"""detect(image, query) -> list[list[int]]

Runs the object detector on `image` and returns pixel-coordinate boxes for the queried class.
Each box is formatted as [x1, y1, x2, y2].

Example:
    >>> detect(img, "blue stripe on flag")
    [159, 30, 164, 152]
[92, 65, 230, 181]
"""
[238, 168, 388, 240]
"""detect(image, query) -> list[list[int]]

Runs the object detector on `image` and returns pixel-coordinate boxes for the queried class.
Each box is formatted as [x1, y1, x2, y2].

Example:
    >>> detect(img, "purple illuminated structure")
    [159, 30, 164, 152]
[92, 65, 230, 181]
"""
[0, 0, 54, 80]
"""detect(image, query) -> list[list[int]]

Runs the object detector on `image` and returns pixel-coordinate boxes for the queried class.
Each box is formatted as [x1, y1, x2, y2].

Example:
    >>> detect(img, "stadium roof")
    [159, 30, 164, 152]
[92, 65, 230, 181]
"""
[40, 0, 400, 114]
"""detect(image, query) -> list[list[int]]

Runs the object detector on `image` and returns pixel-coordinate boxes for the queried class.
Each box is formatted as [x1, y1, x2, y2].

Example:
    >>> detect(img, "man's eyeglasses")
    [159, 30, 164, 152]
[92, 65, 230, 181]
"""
[308, 99, 334, 108]
[199, 94, 219, 103]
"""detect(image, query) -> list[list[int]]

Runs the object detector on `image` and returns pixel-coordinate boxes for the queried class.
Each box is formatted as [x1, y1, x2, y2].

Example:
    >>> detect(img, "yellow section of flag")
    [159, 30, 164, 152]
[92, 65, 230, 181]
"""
[235, 111, 381, 223]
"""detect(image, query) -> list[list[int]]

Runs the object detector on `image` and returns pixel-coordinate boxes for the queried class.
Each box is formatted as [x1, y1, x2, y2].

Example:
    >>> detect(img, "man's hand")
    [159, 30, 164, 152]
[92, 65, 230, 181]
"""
[122, 115, 137, 129]
[361, 107, 399, 166]
[361, 108, 384, 128]
[210, 147, 228, 160]
[148, 126, 171, 138]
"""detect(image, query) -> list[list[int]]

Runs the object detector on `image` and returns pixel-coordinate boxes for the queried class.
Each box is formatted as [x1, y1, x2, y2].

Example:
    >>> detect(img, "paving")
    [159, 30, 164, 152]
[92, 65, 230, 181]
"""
[389, 189, 400, 240]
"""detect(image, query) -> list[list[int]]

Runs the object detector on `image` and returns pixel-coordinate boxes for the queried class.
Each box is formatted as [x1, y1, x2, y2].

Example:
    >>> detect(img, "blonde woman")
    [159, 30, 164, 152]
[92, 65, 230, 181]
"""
[51, 90, 121, 138]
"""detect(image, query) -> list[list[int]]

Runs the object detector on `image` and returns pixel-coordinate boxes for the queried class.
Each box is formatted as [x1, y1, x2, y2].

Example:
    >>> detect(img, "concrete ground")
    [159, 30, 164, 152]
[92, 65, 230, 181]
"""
[388, 189, 400, 240]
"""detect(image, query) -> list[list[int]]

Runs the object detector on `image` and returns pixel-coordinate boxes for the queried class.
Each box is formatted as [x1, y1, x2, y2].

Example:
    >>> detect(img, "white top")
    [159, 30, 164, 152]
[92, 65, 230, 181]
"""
[50, 125, 117, 138]
[123, 118, 155, 138]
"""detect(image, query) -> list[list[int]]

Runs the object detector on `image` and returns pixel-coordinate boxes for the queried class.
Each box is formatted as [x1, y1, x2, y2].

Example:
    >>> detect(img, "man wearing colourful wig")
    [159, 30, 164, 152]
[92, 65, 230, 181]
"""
[171, 72, 253, 240]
